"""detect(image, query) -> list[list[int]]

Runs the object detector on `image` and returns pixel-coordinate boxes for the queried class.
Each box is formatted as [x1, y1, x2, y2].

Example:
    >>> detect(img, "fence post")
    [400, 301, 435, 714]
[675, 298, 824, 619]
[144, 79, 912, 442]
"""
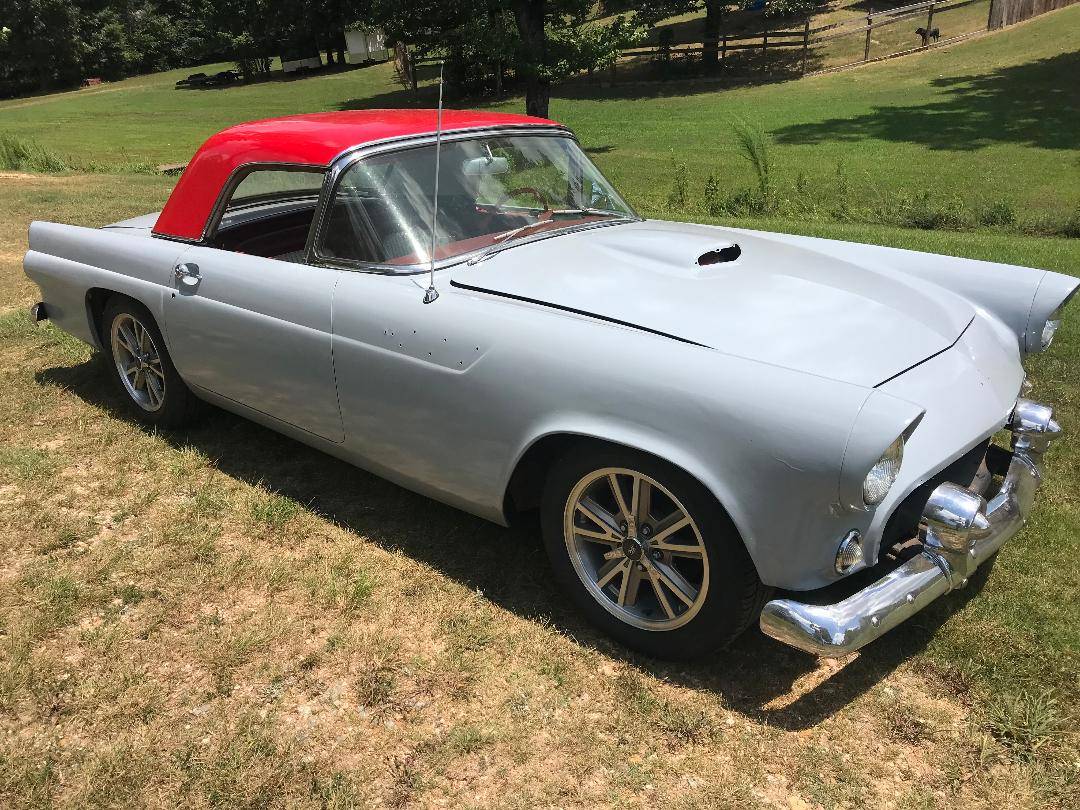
[721, 33, 727, 61]
[763, 30, 768, 53]
[926, 1, 936, 46]
[987, 0, 1003, 29]
[864, 8, 873, 61]
[801, 18, 810, 75]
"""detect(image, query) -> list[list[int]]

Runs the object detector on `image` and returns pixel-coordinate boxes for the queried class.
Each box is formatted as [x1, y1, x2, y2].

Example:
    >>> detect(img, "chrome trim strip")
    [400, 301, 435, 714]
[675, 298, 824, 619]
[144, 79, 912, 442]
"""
[326, 124, 574, 170]
[760, 398, 1061, 657]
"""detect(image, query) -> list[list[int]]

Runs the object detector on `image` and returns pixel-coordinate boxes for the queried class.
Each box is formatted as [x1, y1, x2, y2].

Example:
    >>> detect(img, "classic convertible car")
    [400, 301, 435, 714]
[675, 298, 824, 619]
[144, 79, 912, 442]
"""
[24, 110, 1076, 658]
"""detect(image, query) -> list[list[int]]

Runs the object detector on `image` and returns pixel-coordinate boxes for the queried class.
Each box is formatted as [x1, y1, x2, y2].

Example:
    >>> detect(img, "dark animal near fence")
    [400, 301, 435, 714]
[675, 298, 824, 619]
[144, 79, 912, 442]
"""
[916, 26, 941, 45]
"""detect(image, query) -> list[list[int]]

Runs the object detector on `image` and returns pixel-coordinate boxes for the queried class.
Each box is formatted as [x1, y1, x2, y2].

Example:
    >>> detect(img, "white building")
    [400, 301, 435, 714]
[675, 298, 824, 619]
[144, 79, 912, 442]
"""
[345, 28, 390, 64]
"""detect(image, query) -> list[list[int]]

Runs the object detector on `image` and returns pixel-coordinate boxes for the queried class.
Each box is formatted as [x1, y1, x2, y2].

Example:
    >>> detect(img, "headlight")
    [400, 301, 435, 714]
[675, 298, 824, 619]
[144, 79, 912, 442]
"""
[1040, 308, 1062, 349]
[862, 436, 904, 505]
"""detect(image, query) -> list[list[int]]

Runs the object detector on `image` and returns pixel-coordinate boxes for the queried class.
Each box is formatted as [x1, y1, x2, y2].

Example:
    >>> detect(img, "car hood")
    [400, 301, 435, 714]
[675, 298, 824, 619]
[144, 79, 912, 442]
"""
[450, 220, 976, 387]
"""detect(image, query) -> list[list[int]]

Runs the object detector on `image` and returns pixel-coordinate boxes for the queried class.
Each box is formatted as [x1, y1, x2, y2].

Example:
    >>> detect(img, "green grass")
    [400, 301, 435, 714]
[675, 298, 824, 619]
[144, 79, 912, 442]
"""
[0, 10, 1079, 807]
[0, 446, 56, 483]
[0, 4, 1077, 229]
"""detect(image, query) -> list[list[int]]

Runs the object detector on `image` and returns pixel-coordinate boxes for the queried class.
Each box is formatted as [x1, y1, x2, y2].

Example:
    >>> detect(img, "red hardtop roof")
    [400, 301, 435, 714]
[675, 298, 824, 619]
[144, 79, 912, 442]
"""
[153, 110, 559, 240]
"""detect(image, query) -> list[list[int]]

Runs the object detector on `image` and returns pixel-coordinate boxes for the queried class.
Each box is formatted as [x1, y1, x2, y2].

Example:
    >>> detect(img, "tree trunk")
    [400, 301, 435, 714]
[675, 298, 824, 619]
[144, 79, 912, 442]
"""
[702, 1, 723, 68]
[524, 76, 551, 117]
[513, 0, 550, 118]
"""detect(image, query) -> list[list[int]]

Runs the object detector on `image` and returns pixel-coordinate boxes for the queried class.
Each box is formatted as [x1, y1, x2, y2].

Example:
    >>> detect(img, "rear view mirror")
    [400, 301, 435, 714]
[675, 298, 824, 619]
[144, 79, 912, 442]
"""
[462, 156, 509, 176]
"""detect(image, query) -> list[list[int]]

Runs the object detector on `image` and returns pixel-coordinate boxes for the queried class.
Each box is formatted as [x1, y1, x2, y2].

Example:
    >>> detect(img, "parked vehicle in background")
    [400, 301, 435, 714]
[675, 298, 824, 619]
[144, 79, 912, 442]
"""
[175, 70, 240, 88]
[22, 111, 1077, 659]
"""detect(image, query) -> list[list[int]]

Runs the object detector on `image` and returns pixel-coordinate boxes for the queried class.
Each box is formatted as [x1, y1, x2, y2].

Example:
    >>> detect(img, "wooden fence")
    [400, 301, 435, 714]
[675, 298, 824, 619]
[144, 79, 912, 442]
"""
[988, 0, 1076, 27]
[598, 0, 1076, 83]
[406, 0, 1075, 90]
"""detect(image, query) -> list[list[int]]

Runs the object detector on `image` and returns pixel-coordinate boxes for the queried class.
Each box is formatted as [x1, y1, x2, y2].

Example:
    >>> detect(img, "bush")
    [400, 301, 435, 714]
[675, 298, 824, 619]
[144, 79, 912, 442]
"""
[703, 173, 724, 216]
[898, 190, 967, 231]
[731, 118, 774, 212]
[978, 199, 1016, 227]
[0, 133, 70, 172]
[1061, 204, 1080, 239]
[0, 132, 156, 175]
[666, 155, 690, 211]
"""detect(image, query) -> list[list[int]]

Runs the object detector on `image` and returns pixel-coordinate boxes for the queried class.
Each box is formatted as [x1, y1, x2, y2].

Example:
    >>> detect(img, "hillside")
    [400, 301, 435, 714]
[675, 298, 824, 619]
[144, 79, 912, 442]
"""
[0, 4, 1078, 227]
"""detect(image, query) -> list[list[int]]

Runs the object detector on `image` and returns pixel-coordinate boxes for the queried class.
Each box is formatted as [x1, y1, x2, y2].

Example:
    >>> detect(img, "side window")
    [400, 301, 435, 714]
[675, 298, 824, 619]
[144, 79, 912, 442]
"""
[319, 157, 427, 265]
[226, 170, 325, 210]
[212, 167, 326, 262]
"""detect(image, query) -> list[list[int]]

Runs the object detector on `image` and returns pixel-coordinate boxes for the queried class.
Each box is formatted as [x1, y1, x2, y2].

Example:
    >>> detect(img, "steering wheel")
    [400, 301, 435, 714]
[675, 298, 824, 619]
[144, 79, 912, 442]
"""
[492, 186, 549, 212]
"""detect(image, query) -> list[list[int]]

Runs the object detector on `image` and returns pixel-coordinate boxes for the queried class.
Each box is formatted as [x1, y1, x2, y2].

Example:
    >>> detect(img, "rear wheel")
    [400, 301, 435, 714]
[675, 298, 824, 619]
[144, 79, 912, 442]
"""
[103, 297, 198, 428]
[541, 444, 768, 659]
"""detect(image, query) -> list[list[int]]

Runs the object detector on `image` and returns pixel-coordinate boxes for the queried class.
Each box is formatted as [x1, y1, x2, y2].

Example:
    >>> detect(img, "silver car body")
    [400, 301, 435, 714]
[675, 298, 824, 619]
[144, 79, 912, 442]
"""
[23, 125, 1077, 613]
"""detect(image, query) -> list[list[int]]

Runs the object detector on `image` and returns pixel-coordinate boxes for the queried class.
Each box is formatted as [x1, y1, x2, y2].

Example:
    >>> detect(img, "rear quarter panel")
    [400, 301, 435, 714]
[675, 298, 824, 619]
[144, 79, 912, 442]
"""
[25, 222, 188, 348]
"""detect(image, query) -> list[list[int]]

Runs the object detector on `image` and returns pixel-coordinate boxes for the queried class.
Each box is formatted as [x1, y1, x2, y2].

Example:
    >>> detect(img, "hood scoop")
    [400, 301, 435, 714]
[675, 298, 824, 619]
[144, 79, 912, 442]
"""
[698, 243, 741, 266]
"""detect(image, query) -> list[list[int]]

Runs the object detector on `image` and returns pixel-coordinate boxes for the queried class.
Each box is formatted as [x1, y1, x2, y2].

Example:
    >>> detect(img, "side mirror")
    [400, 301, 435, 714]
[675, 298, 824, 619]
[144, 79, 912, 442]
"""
[462, 156, 509, 176]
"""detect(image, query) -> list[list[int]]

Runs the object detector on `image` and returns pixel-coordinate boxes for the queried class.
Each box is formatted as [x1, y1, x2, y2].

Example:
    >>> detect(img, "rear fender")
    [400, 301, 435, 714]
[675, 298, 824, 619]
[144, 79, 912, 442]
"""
[24, 222, 188, 348]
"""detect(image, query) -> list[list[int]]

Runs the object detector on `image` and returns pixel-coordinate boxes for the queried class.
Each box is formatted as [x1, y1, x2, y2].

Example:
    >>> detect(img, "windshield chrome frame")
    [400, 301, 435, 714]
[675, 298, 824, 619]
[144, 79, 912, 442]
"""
[304, 125, 641, 275]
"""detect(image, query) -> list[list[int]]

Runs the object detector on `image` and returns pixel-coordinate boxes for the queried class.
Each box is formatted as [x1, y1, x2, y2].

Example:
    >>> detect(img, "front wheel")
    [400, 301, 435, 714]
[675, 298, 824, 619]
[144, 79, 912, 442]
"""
[103, 296, 198, 428]
[541, 444, 769, 659]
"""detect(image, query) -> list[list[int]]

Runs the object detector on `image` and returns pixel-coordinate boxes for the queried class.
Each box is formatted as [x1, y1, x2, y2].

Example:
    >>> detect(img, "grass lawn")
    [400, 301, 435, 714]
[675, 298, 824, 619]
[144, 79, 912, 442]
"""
[1, 4, 1078, 227]
[1, 8, 1079, 808]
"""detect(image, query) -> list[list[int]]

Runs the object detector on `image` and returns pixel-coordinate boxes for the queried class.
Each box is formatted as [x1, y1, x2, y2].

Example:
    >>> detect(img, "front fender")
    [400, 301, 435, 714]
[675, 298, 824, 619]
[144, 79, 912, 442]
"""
[504, 414, 763, 569]
[731, 228, 1078, 356]
[499, 361, 874, 592]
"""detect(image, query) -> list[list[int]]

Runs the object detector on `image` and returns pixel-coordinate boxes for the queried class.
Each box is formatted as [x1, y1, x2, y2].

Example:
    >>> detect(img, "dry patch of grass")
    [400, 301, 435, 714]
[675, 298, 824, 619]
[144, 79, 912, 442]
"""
[1, 177, 1077, 808]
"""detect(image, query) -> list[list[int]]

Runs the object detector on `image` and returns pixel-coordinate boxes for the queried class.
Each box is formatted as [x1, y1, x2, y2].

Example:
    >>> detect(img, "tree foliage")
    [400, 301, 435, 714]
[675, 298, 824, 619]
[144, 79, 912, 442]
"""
[0, 0, 370, 97]
[0, 1, 223, 97]
[0, 0, 823, 110]
[371, 0, 642, 117]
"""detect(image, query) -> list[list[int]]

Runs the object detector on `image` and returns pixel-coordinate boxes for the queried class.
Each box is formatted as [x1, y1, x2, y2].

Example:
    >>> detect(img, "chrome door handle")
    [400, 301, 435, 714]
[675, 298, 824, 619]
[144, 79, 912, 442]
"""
[174, 262, 201, 287]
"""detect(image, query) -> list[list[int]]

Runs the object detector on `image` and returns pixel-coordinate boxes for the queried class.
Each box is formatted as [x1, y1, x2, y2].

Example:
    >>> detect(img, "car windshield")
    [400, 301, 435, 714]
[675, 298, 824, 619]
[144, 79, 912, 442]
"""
[318, 134, 637, 268]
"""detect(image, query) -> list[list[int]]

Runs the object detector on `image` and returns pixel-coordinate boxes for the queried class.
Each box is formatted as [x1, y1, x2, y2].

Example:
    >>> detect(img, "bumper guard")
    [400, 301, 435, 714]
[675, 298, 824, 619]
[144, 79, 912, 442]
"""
[760, 398, 1061, 657]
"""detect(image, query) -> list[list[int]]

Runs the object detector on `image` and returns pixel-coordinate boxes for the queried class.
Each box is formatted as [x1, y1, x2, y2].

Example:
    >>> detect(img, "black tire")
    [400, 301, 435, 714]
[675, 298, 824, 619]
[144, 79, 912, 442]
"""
[101, 296, 199, 428]
[541, 443, 770, 660]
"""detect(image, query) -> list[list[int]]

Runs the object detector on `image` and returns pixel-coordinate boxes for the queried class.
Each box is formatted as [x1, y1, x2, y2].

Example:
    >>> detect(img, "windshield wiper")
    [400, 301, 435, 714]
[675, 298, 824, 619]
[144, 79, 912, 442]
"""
[548, 207, 627, 218]
[468, 209, 629, 265]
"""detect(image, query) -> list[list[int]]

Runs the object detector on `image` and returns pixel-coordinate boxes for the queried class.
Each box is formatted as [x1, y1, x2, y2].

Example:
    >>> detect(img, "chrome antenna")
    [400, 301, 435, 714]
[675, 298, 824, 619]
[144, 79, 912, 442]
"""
[423, 60, 445, 305]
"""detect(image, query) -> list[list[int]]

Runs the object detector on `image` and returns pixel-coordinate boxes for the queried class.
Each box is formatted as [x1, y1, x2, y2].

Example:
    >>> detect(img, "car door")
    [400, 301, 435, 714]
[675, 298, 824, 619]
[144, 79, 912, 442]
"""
[330, 269, 505, 511]
[164, 246, 344, 442]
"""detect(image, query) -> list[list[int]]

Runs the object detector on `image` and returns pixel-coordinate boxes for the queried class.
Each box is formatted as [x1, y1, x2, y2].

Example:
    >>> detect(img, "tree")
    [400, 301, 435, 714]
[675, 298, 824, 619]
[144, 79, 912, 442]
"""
[204, 0, 370, 78]
[0, 1, 220, 99]
[373, 0, 641, 117]
[0, 1, 85, 96]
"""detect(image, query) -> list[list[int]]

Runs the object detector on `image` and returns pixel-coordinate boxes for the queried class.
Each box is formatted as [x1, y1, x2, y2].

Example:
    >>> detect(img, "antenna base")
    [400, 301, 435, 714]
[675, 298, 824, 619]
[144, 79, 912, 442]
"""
[422, 286, 440, 304]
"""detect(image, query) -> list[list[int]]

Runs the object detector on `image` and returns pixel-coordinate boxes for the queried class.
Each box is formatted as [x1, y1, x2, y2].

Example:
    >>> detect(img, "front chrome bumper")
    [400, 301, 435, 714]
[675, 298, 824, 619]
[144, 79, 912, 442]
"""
[760, 398, 1061, 657]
